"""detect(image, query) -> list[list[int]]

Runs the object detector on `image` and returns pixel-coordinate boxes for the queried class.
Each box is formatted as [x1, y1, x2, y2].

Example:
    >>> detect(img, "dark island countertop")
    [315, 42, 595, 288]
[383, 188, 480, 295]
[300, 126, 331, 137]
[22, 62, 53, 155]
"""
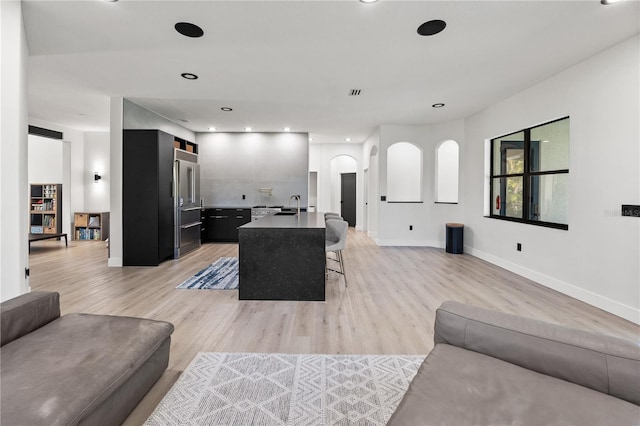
[239, 212, 325, 229]
[238, 212, 326, 301]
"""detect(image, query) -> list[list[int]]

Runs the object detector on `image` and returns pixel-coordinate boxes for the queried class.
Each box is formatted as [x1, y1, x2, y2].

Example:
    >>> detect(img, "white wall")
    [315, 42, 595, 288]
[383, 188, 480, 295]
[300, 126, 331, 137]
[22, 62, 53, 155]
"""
[28, 135, 63, 183]
[387, 142, 422, 202]
[28, 118, 85, 237]
[329, 155, 357, 215]
[197, 132, 309, 208]
[377, 121, 466, 246]
[436, 140, 459, 203]
[84, 132, 110, 212]
[123, 99, 195, 141]
[464, 35, 640, 323]
[1, 0, 29, 301]
[362, 130, 380, 237]
[309, 143, 363, 228]
[108, 97, 123, 267]
[27, 134, 70, 236]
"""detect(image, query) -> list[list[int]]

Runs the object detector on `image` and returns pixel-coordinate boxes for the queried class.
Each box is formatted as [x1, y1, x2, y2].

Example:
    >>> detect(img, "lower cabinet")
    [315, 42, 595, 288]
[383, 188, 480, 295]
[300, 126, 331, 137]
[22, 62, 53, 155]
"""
[204, 208, 250, 242]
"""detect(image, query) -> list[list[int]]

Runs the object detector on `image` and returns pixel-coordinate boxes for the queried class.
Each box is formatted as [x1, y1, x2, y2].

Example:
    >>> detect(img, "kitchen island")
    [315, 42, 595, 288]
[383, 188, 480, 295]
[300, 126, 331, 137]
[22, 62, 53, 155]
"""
[238, 212, 326, 301]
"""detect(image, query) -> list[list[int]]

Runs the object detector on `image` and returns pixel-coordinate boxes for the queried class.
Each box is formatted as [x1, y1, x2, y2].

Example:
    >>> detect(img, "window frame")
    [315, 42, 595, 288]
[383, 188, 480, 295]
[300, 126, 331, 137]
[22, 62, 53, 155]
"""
[489, 116, 569, 230]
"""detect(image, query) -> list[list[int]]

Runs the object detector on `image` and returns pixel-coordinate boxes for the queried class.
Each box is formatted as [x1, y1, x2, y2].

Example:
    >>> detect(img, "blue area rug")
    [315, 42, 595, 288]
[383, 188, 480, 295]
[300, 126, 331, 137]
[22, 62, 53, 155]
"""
[176, 257, 239, 290]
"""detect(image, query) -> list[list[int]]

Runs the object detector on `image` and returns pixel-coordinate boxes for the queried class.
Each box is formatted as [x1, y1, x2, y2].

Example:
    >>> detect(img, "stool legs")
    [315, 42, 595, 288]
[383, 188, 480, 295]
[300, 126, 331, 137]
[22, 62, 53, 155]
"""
[326, 250, 347, 287]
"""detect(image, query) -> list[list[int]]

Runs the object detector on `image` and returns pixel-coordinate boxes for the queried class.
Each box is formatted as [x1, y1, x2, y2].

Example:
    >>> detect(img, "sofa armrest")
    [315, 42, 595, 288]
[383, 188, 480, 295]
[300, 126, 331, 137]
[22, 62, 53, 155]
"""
[434, 301, 640, 406]
[1, 291, 60, 346]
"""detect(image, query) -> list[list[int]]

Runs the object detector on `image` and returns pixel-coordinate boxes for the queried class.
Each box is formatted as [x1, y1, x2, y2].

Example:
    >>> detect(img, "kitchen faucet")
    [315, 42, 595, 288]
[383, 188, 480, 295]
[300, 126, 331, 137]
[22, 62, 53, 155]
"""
[289, 194, 301, 215]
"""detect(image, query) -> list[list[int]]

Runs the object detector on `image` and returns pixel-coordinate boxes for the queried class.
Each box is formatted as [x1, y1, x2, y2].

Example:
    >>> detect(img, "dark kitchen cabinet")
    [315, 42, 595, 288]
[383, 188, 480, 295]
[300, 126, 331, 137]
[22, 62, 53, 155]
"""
[123, 129, 176, 266]
[204, 208, 250, 242]
[200, 208, 207, 242]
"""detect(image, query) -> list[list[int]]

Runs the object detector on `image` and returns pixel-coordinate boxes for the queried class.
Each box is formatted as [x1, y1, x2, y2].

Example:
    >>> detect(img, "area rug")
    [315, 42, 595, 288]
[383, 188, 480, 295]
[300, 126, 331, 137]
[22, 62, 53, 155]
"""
[176, 257, 239, 290]
[144, 352, 425, 426]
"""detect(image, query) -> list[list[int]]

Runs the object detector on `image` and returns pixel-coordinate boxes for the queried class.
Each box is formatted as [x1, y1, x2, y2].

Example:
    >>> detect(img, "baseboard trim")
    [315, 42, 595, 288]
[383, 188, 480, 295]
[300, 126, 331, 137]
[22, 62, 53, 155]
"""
[465, 246, 640, 325]
[376, 239, 443, 248]
[108, 257, 123, 268]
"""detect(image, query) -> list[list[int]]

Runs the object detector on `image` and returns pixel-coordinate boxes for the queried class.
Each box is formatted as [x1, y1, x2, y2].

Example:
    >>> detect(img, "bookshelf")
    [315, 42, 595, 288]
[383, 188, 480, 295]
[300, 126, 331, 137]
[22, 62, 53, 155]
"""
[30, 184, 62, 235]
[74, 212, 110, 241]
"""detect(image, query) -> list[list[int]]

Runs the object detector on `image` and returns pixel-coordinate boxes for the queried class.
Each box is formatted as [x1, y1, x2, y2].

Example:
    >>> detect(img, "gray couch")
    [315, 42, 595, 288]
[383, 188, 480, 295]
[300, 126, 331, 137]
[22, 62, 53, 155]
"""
[388, 301, 640, 425]
[0, 291, 174, 426]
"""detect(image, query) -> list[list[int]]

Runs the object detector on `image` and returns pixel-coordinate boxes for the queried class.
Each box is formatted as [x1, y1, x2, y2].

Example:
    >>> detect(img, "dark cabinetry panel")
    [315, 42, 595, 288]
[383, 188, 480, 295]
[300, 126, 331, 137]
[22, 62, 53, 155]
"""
[203, 208, 250, 242]
[123, 130, 176, 266]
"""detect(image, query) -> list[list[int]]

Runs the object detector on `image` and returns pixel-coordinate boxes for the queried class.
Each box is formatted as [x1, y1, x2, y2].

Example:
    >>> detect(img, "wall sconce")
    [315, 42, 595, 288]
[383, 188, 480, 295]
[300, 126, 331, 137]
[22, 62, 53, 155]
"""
[94, 172, 102, 183]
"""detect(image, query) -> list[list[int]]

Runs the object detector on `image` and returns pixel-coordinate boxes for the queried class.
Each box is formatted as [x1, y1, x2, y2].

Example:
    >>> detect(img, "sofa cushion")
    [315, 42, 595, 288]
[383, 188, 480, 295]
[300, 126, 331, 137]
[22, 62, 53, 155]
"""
[387, 344, 640, 426]
[0, 313, 174, 426]
[434, 301, 640, 405]
[1, 291, 60, 346]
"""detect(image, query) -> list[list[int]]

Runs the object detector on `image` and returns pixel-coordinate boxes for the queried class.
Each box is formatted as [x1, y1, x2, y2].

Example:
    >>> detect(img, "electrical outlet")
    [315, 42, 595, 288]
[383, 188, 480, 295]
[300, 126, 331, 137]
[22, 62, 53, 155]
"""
[622, 204, 640, 217]
[409, 225, 413, 230]
[25, 267, 30, 278]
[517, 243, 522, 252]
[242, 194, 246, 200]
[381, 195, 386, 202]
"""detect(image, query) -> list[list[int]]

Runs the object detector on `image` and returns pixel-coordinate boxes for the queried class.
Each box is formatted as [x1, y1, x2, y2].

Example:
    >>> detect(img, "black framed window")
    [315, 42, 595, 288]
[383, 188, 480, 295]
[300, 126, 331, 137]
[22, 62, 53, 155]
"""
[489, 117, 569, 230]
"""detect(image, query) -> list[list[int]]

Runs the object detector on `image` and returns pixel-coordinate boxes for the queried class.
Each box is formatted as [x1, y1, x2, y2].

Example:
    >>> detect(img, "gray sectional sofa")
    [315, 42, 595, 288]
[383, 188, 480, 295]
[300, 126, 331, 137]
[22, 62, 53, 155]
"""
[0, 291, 174, 426]
[388, 301, 640, 425]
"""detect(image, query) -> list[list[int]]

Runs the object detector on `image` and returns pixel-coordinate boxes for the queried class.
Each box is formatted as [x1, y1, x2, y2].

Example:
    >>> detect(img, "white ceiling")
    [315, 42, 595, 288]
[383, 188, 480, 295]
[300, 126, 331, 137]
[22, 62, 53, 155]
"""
[23, 0, 640, 144]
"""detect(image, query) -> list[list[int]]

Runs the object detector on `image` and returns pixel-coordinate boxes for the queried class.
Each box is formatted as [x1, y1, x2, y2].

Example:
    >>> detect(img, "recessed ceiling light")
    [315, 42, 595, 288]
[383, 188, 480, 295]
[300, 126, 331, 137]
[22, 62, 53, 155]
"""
[417, 20, 447, 36]
[601, 0, 625, 4]
[208, 127, 216, 131]
[175, 22, 204, 38]
[181, 73, 198, 80]
[359, 0, 379, 3]
[309, 137, 313, 142]
[245, 127, 252, 132]
[432, 103, 445, 108]
[283, 127, 291, 132]
[221, 107, 233, 112]
[345, 138, 351, 142]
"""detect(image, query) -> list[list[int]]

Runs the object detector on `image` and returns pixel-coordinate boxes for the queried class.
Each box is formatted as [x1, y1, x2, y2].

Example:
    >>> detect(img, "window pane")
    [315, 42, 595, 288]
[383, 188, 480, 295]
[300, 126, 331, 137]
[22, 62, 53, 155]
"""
[529, 174, 569, 225]
[492, 132, 524, 175]
[530, 118, 569, 172]
[492, 177, 523, 218]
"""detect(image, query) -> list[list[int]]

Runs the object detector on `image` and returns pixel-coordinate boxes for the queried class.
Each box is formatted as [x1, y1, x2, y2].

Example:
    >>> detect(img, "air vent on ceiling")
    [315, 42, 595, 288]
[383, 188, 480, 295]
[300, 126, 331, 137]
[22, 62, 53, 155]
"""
[180, 119, 190, 123]
[349, 89, 362, 96]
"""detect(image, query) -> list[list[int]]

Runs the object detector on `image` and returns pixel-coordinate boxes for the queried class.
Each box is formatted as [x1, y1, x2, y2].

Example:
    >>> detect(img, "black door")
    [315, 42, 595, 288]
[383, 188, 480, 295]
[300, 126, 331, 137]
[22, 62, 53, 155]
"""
[341, 172, 356, 227]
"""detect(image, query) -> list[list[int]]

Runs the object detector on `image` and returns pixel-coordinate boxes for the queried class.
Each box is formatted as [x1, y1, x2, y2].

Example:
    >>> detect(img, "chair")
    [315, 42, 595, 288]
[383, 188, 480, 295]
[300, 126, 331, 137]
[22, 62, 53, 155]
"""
[325, 219, 348, 287]
[325, 212, 343, 221]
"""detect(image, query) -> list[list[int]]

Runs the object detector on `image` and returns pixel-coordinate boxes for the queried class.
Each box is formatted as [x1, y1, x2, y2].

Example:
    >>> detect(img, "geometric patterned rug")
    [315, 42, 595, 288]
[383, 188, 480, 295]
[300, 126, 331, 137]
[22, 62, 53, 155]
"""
[176, 257, 239, 290]
[144, 352, 425, 426]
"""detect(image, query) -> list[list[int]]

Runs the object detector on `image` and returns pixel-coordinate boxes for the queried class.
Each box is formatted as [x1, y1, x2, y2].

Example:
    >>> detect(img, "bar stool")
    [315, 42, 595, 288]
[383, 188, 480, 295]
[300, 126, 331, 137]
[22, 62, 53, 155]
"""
[325, 219, 348, 287]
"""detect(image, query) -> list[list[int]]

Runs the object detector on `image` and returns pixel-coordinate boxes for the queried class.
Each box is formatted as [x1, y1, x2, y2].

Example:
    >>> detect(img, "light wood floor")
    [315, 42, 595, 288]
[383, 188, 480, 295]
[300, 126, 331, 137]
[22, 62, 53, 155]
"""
[28, 230, 639, 425]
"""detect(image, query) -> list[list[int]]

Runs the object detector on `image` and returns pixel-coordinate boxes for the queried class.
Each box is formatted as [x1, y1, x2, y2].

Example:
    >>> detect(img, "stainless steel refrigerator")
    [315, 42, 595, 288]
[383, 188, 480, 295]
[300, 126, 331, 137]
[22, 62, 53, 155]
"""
[174, 156, 201, 258]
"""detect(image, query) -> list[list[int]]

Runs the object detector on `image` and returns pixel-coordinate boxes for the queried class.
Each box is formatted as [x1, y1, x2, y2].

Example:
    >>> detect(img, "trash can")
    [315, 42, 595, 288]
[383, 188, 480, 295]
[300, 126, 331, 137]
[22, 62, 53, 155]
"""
[446, 223, 464, 254]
